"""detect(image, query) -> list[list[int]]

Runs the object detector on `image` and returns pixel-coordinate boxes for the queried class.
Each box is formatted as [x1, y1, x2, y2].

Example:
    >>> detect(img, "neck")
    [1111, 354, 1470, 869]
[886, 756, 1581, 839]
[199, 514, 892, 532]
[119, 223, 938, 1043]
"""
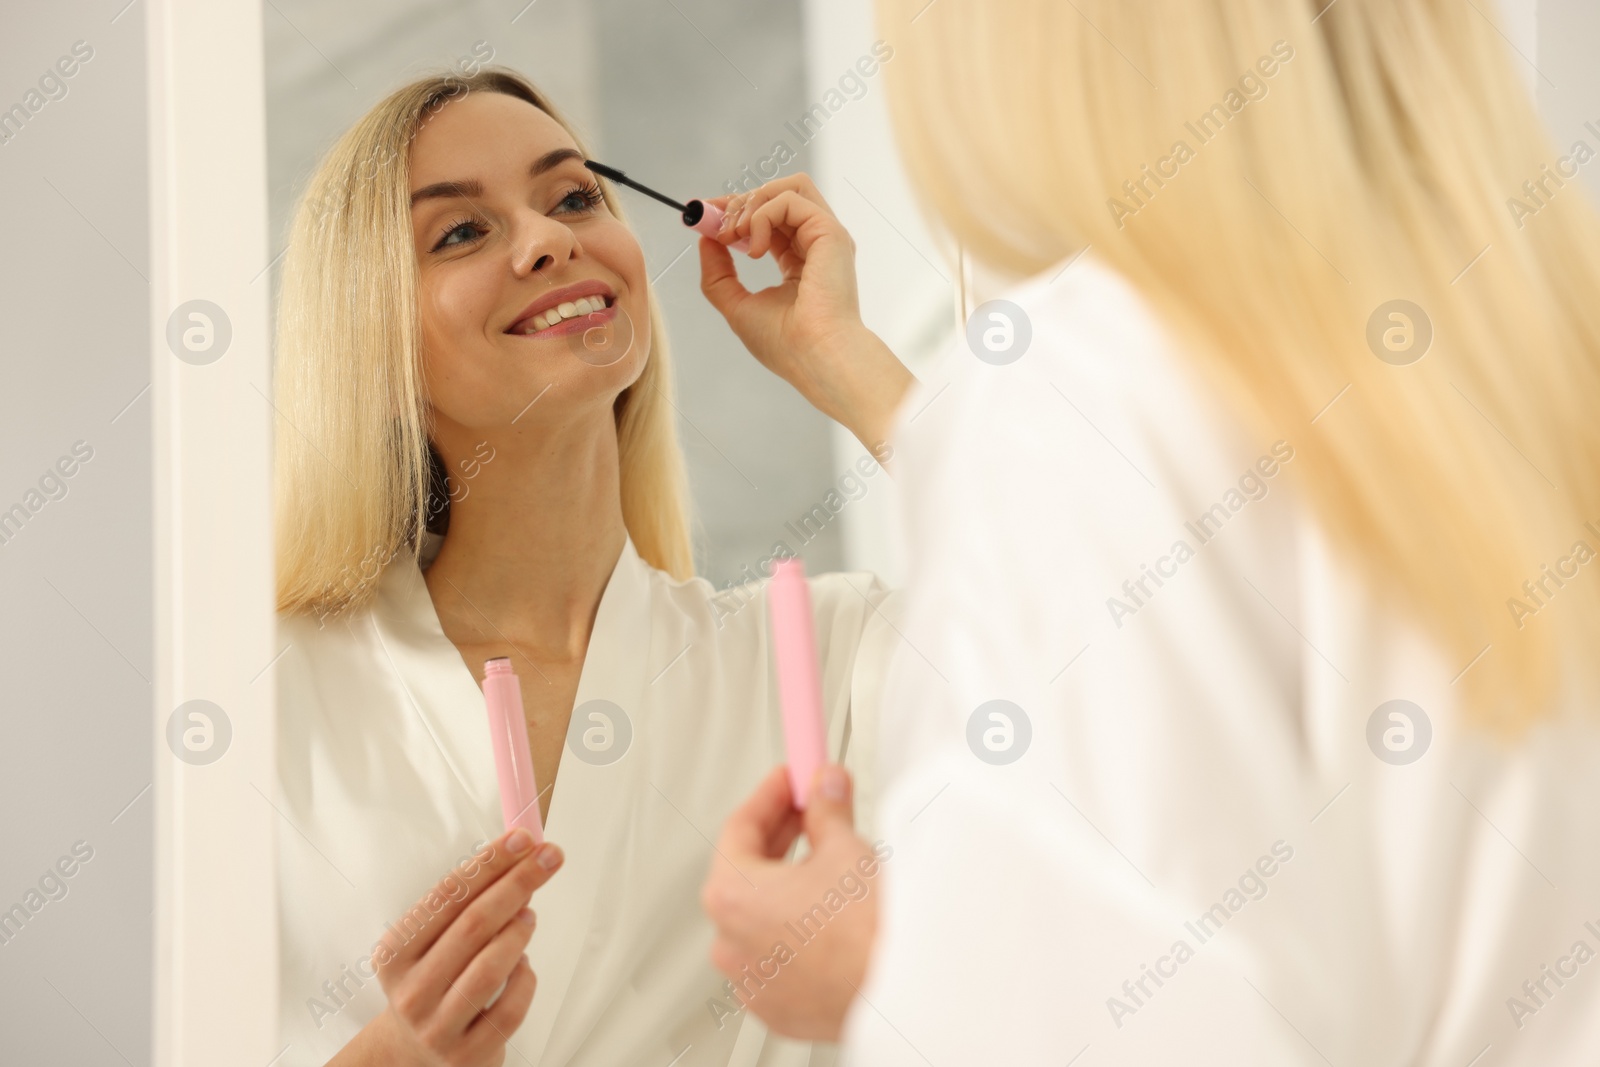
[422, 411, 626, 662]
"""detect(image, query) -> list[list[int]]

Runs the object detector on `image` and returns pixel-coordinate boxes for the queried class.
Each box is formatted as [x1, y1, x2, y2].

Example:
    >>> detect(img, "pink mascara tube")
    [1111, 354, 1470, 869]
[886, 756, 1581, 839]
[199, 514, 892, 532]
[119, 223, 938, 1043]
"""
[482, 657, 544, 846]
[767, 558, 827, 809]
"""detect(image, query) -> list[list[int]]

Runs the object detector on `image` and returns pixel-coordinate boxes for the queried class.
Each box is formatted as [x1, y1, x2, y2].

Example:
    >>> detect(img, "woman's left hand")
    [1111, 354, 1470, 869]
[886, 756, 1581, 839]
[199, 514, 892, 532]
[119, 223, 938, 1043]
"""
[698, 175, 914, 459]
[701, 763, 885, 1041]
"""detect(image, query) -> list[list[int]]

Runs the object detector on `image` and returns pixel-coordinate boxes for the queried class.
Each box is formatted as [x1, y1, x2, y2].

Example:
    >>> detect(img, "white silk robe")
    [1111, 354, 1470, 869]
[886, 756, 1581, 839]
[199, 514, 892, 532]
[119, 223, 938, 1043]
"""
[274, 533, 899, 1066]
[841, 252, 1600, 1065]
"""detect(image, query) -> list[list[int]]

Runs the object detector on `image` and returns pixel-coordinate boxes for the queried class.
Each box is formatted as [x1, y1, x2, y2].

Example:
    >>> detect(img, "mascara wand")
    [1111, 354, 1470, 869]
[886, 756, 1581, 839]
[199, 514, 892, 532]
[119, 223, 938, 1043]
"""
[585, 160, 752, 254]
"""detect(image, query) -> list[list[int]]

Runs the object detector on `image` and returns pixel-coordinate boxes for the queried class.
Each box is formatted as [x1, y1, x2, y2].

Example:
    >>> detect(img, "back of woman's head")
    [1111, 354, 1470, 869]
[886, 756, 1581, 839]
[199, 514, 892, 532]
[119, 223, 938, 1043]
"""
[878, 0, 1600, 735]
[272, 68, 693, 622]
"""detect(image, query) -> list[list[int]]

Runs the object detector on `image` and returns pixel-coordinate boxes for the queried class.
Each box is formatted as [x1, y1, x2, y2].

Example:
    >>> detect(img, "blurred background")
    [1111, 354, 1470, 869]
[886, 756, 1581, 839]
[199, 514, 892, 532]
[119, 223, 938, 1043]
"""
[0, 0, 1596, 1061]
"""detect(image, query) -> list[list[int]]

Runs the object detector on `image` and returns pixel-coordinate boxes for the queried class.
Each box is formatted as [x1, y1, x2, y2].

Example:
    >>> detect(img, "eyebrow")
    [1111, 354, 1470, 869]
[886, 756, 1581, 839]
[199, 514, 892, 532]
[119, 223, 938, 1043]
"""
[408, 148, 585, 208]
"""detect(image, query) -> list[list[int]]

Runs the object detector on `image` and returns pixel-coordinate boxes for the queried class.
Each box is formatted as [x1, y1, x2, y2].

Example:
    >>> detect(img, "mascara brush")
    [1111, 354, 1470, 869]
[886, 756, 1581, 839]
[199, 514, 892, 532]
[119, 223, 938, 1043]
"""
[585, 160, 752, 254]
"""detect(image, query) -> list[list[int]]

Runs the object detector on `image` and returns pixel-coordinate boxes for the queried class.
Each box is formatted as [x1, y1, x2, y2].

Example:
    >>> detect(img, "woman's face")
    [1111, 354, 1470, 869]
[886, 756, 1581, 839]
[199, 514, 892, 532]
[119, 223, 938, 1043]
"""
[407, 90, 650, 444]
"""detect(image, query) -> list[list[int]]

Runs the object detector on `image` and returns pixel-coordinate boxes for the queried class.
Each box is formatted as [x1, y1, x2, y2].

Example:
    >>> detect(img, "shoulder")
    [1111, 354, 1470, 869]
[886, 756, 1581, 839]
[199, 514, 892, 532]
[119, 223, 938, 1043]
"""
[275, 602, 377, 676]
[883, 252, 1310, 710]
[1007, 251, 1174, 367]
[910, 254, 1239, 461]
[895, 253, 1294, 548]
[272, 598, 391, 748]
[640, 553, 897, 643]
[804, 569, 900, 654]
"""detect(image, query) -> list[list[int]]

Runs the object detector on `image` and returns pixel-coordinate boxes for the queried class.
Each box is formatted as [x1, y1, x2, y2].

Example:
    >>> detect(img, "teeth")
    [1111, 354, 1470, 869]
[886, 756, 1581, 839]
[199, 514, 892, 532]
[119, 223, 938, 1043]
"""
[521, 295, 608, 334]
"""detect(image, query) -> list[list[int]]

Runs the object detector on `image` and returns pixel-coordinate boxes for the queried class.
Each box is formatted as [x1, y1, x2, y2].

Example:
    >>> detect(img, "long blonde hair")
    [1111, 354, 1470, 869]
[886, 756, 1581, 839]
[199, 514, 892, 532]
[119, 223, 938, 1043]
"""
[878, 0, 1600, 734]
[274, 68, 694, 621]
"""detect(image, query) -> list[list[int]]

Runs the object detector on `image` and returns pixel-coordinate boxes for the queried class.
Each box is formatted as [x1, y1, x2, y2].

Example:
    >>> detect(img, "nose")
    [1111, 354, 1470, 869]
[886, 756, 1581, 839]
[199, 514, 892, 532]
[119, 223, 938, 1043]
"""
[508, 211, 580, 278]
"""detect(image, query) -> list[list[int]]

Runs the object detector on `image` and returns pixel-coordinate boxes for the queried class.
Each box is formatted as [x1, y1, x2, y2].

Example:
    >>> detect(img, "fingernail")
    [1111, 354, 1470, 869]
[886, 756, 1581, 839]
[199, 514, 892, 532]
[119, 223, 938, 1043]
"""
[516, 907, 536, 926]
[536, 844, 563, 870]
[821, 765, 849, 802]
[507, 828, 534, 854]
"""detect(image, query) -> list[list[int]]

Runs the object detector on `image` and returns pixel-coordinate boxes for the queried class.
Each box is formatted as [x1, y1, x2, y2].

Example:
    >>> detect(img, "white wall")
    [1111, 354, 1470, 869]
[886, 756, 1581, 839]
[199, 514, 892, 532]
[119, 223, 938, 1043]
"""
[0, 3, 154, 1064]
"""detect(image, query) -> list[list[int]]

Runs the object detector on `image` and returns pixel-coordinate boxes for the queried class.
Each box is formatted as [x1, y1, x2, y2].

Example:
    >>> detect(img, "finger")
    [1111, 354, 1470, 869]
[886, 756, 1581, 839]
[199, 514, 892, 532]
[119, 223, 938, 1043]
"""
[803, 764, 857, 848]
[710, 195, 739, 238]
[740, 190, 819, 258]
[742, 191, 842, 261]
[765, 226, 802, 280]
[708, 195, 745, 242]
[716, 195, 742, 236]
[437, 906, 538, 1034]
[724, 174, 835, 250]
[725, 174, 834, 233]
[376, 829, 538, 970]
[762, 803, 806, 859]
[411, 844, 562, 1016]
[698, 236, 753, 321]
[463, 955, 537, 1058]
[786, 171, 833, 211]
[719, 765, 802, 859]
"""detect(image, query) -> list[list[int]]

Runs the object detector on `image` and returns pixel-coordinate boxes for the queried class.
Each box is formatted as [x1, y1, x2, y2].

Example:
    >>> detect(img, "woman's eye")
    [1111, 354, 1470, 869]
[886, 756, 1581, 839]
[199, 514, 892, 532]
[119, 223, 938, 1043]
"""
[436, 220, 484, 250]
[555, 185, 604, 216]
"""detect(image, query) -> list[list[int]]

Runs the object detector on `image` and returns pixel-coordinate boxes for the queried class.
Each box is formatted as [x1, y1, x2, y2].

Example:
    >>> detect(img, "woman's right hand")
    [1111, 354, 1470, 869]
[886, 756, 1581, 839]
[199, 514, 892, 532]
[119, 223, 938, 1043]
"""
[340, 827, 564, 1066]
[698, 174, 914, 460]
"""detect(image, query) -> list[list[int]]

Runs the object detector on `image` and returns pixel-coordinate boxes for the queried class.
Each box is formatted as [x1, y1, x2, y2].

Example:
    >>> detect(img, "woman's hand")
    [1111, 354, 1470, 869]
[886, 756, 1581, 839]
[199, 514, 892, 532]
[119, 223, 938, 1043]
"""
[342, 828, 564, 1067]
[697, 174, 914, 459]
[701, 764, 885, 1040]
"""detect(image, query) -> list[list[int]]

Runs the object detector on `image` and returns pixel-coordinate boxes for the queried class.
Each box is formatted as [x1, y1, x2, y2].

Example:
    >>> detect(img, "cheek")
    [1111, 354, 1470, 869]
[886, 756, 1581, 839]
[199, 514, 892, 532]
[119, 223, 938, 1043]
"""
[615, 256, 653, 366]
[417, 267, 504, 402]
[420, 267, 498, 351]
[588, 222, 650, 314]
[629, 304, 652, 366]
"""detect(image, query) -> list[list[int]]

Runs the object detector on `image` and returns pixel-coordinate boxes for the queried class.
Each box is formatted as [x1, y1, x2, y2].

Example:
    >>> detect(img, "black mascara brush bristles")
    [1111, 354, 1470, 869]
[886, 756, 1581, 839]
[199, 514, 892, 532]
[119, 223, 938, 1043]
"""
[584, 160, 689, 214]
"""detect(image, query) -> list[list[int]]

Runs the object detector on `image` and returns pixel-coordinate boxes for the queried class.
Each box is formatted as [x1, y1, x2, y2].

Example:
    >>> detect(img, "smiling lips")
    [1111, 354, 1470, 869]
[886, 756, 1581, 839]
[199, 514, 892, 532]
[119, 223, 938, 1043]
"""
[506, 283, 619, 339]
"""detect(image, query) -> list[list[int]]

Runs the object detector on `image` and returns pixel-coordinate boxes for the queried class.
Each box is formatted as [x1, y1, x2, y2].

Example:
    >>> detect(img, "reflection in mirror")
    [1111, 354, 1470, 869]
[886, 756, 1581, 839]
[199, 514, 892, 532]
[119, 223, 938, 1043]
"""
[262, 3, 941, 1063]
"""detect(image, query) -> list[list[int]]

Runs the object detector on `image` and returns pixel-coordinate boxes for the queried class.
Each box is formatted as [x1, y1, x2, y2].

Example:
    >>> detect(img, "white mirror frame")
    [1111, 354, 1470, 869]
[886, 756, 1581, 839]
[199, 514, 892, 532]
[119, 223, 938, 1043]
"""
[148, 0, 278, 1062]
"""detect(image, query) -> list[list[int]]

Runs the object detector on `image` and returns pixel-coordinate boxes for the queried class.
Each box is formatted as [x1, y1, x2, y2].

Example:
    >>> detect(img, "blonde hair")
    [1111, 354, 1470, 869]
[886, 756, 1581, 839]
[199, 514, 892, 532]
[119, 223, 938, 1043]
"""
[274, 68, 694, 620]
[877, 0, 1600, 734]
